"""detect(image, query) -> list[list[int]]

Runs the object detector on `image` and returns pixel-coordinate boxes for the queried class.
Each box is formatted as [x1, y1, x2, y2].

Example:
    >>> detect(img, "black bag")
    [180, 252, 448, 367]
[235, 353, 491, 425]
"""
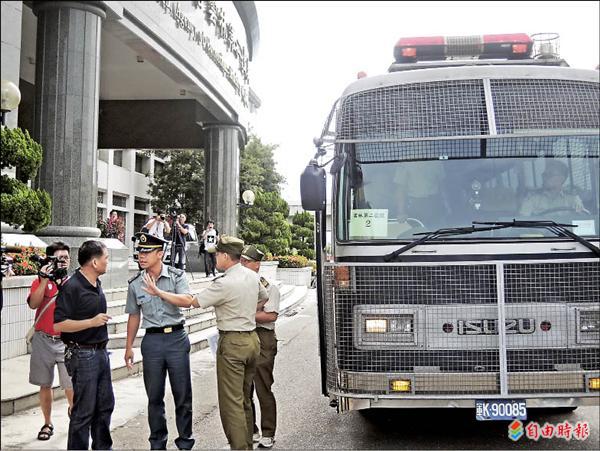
[199, 241, 205, 256]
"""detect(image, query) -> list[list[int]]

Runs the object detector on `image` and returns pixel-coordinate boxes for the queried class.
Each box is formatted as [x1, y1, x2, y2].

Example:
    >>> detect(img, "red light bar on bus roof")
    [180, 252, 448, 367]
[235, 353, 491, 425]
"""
[394, 33, 533, 63]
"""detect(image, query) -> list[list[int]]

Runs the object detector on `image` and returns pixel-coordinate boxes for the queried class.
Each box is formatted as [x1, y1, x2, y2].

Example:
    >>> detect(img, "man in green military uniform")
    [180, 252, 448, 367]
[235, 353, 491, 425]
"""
[240, 245, 280, 449]
[160, 235, 268, 450]
[124, 232, 195, 450]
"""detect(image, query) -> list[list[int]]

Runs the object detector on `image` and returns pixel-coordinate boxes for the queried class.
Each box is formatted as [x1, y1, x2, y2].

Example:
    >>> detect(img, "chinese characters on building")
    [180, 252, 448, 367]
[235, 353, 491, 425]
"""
[156, 0, 250, 107]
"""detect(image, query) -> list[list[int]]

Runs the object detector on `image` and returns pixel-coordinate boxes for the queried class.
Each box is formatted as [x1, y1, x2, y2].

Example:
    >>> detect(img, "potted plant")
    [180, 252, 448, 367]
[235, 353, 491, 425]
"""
[273, 255, 312, 287]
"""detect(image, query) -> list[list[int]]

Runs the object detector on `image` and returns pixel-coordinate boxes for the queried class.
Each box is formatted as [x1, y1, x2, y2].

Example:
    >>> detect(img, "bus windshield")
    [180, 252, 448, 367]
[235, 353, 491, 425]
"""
[337, 135, 599, 240]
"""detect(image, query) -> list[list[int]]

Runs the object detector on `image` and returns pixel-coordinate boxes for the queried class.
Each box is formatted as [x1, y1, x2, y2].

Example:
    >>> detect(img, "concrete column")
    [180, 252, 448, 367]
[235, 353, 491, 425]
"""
[203, 124, 246, 236]
[33, 1, 106, 238]
[0, 1, 23, 129]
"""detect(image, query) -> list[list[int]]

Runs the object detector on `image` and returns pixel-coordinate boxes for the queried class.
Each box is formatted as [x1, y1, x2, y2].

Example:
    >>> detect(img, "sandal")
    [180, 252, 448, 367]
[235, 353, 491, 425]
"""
[37, 424, 54, 441]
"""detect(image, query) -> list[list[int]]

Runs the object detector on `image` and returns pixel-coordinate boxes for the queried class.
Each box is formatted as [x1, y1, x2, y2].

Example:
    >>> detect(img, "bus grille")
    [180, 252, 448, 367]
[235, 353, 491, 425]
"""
[323, 260, 600, 396]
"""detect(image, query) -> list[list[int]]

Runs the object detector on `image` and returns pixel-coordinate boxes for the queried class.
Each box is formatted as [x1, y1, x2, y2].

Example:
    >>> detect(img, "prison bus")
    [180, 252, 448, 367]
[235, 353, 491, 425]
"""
[300, 33, 600, 420]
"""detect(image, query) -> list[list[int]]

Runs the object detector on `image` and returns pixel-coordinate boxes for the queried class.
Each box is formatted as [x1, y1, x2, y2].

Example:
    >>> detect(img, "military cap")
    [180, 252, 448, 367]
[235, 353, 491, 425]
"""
[215, 235, 244, 255]
[133, 232, 168, 253]
[241, 245, 264, 262]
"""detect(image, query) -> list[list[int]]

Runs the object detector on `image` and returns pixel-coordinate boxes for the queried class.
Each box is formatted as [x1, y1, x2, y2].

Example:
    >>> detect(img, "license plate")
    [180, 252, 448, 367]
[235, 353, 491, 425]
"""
[475, 399, 527, 421]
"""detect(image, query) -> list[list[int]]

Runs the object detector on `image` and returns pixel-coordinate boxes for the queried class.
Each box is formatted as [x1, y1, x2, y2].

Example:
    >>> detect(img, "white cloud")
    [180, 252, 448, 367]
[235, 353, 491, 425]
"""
[251, 1, 600, 203]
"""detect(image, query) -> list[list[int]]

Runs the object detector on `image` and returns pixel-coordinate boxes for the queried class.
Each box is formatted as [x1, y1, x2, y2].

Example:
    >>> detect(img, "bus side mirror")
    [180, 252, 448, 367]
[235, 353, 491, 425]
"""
[300, 163, 326, 211]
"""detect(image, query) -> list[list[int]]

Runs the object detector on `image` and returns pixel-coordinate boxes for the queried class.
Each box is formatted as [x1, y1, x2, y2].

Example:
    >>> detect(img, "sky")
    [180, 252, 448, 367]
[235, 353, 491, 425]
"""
[250, 1, 600, 204]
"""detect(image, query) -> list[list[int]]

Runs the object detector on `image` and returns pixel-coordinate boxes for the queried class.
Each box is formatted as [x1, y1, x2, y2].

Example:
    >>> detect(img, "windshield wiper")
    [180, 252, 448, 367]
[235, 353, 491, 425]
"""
[383, 225, 502, 261]
[473, 220, 600, 257]
[384, 219, 600, 261]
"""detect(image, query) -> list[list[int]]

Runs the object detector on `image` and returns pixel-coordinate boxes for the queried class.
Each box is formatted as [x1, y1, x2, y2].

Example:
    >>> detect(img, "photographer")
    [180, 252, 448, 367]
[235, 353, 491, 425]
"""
[27, 241, 74, 442]
[54, 240, 114, 450]
[172, 213, 190, 270]
[144, 210, 171, 240]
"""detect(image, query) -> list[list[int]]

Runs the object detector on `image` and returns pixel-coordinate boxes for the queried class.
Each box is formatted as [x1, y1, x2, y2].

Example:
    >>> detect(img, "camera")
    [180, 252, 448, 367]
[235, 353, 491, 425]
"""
[31, 254, 68, 282]
[159, 214, 165, 220]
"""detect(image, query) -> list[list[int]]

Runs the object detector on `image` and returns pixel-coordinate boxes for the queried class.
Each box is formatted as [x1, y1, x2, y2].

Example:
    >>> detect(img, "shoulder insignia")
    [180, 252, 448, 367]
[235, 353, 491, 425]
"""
[260, 276, 270, 288]
[128, 272, 142, 284]
[167, 266, 185, 277]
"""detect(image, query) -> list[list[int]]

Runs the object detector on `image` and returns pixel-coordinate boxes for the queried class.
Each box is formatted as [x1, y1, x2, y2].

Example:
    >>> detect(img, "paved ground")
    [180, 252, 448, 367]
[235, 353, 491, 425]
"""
[2, 290, 598, 449]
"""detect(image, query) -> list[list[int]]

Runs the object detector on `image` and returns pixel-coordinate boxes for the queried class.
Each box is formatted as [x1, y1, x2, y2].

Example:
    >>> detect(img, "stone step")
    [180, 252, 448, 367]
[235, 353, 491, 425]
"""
[106, 305, 214, 334]
[2, 284, 308, 417]
[107, 312, 217, 349]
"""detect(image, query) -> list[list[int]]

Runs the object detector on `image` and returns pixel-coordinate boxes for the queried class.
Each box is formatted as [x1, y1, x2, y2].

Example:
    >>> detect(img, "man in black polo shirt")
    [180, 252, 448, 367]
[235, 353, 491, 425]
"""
[54, 240, 114, 450]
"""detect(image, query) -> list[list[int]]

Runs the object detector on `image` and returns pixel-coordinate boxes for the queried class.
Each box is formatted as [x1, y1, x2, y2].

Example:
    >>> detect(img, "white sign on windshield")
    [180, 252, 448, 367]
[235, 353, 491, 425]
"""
[349, 209, 388, 238]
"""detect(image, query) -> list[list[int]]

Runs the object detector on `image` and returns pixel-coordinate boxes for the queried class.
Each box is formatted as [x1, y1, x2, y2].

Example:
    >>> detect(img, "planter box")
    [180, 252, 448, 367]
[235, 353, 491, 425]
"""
[1, 275, 37, 360]
[277, 266, 312, 287]
[259, 261, 278, 281]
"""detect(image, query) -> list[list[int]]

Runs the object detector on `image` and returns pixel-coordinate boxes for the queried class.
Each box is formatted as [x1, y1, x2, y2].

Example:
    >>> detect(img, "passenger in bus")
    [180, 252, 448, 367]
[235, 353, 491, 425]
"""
[519, 159, 588, 216]
[393, 161, 446, 226]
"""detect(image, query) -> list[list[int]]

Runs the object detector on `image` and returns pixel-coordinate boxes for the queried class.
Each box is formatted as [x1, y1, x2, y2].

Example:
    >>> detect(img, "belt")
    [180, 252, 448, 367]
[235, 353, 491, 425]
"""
[219, 329, 256, 335]
[41, 332, 62, 341]
[68, 341, 107, 350]
[146, 324, 184, 334]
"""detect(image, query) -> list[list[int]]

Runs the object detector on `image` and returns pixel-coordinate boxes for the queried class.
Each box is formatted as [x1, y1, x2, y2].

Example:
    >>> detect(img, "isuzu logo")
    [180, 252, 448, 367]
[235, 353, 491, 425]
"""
[457, 319, 535, 335]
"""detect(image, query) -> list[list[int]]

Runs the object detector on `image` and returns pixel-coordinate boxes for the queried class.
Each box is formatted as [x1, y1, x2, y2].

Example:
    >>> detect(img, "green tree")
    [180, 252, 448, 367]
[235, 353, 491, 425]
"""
[0, 127, 51, 232]
[290, 211, 315, 259]
[146, 149, 204, 225]
[239, 190, 291, 256]
[240, 135, 285, 195]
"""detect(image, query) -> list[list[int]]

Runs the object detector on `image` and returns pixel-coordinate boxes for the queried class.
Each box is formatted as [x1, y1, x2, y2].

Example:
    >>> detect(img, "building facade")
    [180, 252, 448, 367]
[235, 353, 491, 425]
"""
[1, 0, 261, 284]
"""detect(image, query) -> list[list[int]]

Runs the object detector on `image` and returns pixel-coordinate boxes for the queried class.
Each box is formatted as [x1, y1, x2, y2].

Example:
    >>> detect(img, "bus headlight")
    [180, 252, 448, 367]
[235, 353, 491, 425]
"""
[359, 313, 416, 348]
[576, 309, 599, 344]
[580, 310, 599, 333]
[389, 315, 413, 334]
[365, 319, 387, 333]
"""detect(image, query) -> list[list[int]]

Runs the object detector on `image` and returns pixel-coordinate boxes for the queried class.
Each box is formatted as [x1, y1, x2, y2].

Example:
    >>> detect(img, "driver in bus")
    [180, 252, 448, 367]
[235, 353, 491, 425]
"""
[519, 159, 588, 216]
[393, 160, 446, 226]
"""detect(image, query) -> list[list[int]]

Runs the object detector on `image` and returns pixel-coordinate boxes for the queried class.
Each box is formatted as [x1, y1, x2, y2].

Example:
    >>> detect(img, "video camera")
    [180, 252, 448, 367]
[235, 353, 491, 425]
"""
[30, 254, 68, 282]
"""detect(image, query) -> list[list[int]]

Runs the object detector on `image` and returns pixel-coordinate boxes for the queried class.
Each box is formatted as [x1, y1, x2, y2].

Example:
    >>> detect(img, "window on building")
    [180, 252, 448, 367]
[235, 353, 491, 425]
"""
[154, 161, 164, 176]
[134, 213, 148, 234]
[134, 198, 149, 211]
[97, 191, 105, 204]
[136, 154, 149, 174]
[112, 193, 128, 208]
[113, 150, 124, 167]
[97, 207, 106, 222]
[98, 149, 109, 163]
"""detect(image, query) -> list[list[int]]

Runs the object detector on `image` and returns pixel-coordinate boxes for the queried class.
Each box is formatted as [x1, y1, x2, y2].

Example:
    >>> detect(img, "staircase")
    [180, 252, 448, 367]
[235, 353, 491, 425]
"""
[1, 277, 307, 416]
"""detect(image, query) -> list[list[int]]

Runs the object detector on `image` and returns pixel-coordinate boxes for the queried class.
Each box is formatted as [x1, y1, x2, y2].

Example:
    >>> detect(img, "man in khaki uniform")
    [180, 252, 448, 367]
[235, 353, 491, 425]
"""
[240, 245, 280, 449]
[191, 236, 268, 450]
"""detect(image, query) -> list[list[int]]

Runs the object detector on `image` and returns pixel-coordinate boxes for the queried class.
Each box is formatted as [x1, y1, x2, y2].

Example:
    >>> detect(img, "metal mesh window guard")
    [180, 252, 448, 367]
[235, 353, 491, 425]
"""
[491, 79, 600, 134]
[336, 80, 488, 141]
[352, 135, 599, 164]
[331, 78, 598, 144]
